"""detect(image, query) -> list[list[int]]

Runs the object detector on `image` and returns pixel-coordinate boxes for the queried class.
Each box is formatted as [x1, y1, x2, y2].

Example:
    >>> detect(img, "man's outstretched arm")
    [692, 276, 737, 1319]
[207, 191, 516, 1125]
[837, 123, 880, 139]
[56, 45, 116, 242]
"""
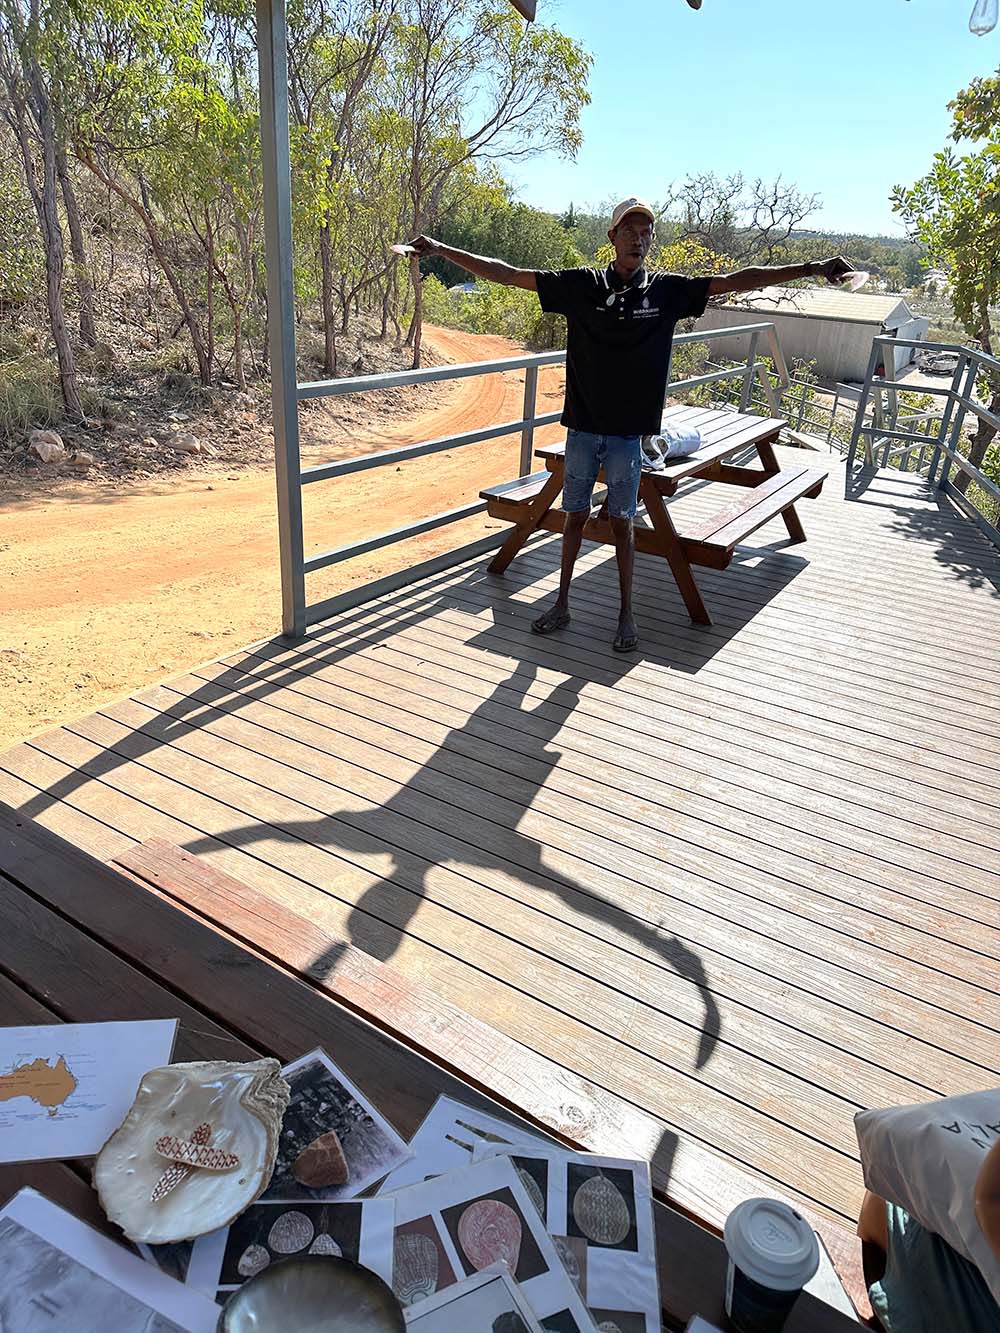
[408, 236, 538, 291]
[708, 255, 853, 297]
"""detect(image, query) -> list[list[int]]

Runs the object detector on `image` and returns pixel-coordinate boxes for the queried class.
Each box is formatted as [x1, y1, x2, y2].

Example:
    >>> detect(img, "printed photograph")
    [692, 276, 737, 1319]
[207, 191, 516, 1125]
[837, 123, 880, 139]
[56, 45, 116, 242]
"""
[394, 1214, 458, 1307]
[0, 1216, 186, 1332]
[551, 1234, 587, 1299]
[139, 1240, 194, 1285]
[508, 1153, 549, 1224]
[589, 1312, 647, 1333]
[539, 1311, 587, 1333]
[566, 1164, 638, 1253]
[404, 1268, 544, 1331]
[441, 1186, 546, 1285]
[219, 1200, 364, 1286]
[266, 1050, 410, 1200]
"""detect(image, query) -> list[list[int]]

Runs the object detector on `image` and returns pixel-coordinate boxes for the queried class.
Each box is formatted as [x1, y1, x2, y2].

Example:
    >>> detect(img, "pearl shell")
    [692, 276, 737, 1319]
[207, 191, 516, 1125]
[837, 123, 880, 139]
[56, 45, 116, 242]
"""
[94, 1059, 290, 1245]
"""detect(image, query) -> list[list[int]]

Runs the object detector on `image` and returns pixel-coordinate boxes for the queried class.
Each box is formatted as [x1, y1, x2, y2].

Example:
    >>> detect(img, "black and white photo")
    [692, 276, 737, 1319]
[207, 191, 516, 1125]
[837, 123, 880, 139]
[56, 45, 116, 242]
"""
[266, 1047, 412, 1200]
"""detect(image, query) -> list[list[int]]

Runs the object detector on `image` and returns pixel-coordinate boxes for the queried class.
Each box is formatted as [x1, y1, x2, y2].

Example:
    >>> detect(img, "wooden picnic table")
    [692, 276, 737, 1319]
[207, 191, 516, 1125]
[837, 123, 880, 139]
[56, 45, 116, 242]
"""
[482, 405, 828, 626]
[0, 802, 863, 1331]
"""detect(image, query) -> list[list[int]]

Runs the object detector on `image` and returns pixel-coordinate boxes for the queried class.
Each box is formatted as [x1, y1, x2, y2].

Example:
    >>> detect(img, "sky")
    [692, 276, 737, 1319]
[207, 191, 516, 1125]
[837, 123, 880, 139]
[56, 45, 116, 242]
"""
[507, 0, 1000, 237]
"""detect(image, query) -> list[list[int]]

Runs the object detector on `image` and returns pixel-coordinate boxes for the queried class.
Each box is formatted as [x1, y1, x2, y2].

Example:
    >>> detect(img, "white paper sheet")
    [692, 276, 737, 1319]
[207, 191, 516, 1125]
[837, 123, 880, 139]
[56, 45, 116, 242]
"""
[263, 1047, 413, 1200]
[404, 1262, 545, 1330]
[391, 1155, 598, 1333]
[186, 1196, 395, 1302]
[476, 1144, 661, 1333]
[0, 1019, 178, 1162]
[0, 1188, 219, 1332]
[379, 1094, 549, 1194]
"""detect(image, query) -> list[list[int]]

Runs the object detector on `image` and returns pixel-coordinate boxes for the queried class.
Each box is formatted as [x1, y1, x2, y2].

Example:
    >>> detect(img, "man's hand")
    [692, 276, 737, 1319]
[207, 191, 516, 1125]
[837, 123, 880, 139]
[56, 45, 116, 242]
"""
[818, 255, 854, 285]
[408, 235, 440, 257]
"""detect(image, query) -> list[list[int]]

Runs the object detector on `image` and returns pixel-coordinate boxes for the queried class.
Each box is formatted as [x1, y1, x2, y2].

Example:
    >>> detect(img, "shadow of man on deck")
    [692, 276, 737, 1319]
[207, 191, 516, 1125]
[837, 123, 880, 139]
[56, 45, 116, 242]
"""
[184, 647, 722, 1072]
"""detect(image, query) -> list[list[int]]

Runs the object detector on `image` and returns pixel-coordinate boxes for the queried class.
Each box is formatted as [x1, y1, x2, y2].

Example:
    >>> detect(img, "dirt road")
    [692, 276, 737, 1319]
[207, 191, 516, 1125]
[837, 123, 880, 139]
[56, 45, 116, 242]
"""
[1, 326, 566, 748]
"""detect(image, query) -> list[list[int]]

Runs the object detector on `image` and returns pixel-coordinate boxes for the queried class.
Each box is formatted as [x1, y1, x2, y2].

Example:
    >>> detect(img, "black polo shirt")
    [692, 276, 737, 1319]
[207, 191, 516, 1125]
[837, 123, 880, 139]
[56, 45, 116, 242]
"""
[535, 266, 711, 436]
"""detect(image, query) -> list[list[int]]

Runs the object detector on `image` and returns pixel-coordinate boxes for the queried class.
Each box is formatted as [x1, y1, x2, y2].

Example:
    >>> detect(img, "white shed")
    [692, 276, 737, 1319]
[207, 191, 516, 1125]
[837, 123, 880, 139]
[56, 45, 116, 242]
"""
[696, 286, 930, 382]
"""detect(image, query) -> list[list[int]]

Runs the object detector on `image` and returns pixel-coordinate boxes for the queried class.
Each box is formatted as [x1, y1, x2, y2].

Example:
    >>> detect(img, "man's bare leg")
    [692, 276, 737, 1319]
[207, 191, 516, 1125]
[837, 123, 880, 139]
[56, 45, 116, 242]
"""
[532, 510, 587, 634]
[610, 514, 638, 652]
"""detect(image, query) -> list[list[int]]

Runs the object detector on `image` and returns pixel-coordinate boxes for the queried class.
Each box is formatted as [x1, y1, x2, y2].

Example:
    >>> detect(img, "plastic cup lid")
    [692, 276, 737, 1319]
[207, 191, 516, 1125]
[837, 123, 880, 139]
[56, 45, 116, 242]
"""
[723, 1199, 820, 1291]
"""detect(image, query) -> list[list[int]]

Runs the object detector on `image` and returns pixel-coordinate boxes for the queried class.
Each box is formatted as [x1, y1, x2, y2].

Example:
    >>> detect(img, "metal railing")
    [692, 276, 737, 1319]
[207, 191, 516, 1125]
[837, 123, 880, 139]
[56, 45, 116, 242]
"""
[710, 366, 851, 451]
[846, 335, 1000, 549]
[274, 321, 789, 636]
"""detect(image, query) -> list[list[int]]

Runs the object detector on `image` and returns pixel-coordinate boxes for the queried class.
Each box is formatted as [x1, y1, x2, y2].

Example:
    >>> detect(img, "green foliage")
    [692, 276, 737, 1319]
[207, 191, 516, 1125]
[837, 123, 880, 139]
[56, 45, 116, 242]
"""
[432, 187, 581, 284]
[0, 352, 62, 432]
[0, 154, 40, 308]
[892, 66, 1000, 351]
[422, 271, 564, 349]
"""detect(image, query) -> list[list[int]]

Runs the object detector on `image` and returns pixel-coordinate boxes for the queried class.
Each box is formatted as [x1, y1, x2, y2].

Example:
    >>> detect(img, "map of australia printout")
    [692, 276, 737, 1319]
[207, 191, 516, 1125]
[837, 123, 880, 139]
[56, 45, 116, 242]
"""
[0, 1020, 177, 1162]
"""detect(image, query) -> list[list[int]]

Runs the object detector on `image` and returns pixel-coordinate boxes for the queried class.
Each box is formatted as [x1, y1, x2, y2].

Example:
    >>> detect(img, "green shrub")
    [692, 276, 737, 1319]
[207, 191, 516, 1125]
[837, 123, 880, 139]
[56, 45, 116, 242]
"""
[421, 274, 566, 349]
[0, 353, 62, 434]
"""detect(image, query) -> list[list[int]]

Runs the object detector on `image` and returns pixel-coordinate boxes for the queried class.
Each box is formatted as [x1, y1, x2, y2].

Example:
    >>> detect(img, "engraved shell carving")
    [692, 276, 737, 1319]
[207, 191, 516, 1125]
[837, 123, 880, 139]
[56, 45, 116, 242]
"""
[393, 1232, 439, 1306]
[94, 1059, 290, 1244]
[457, 1199, 522, 1272]
[237, 1244, 271, 1277]
[517, 1168, 545, 1219]
[268, 1209, 314, 1253]
[572, 1173, 630, 1245]
[309, 1232, 343, 1256]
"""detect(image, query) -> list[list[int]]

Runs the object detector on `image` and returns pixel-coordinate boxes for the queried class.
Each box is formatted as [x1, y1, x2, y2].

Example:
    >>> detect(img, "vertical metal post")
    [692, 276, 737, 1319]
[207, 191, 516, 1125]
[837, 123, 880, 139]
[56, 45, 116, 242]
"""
[740, 331, 759, 412]
[846, 341, 880, 475]
[519, 363, 538, 475]
[797, 383, 807, 428]
[928, 353, 970, 486]
[256, 0, 306, 638]
[939, 356, 977, 492]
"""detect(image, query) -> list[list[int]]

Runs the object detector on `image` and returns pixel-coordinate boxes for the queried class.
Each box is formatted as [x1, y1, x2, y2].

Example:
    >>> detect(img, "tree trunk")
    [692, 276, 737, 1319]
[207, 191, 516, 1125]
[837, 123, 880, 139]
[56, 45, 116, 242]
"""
[319, 224, 337, 377]
[17, 84, 85, 421]
[409, 256, 423, 369]
[78, 151, 212, 386]
[204, 208, 216, 383]
[955, 390, 1000, 495]
[56, 148, 96, 346]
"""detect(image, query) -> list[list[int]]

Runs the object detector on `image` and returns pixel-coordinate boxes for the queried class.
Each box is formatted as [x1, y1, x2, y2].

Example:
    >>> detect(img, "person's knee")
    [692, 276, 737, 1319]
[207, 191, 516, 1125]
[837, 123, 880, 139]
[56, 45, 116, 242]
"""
[858, 1189, 889, 1252]
[565, 509, 588, 533]
[610, 514, 634, 542]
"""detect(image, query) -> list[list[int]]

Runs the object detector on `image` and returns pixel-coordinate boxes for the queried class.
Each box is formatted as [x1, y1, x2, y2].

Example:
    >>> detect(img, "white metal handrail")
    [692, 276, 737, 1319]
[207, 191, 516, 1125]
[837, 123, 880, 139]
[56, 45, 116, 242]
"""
[846, 335, 1000, 549]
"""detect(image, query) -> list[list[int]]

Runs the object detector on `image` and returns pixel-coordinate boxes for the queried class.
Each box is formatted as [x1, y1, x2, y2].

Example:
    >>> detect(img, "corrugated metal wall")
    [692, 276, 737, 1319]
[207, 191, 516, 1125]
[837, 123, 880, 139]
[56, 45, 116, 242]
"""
[696, 307, 883, 382]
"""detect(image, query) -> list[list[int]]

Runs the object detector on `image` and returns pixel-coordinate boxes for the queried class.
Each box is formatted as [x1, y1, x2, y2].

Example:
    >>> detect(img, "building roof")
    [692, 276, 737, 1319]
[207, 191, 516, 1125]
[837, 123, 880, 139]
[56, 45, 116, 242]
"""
[723, 285, 916, 328]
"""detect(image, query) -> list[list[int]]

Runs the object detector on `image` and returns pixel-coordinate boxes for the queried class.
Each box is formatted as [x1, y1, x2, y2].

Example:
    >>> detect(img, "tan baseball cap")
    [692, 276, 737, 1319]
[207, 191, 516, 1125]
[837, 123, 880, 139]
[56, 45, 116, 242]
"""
[609, 197, 656, 229]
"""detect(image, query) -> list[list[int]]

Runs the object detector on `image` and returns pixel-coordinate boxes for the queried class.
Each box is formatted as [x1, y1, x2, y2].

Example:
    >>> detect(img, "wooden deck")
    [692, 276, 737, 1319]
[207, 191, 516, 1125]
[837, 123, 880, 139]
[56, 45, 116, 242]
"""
[3, 448, 999, 1238]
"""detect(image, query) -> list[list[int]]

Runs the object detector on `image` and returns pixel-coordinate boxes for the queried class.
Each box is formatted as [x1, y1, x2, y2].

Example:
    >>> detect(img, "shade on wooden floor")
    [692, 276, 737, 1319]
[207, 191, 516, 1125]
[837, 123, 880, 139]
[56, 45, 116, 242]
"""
[3, 449, 998, 1230]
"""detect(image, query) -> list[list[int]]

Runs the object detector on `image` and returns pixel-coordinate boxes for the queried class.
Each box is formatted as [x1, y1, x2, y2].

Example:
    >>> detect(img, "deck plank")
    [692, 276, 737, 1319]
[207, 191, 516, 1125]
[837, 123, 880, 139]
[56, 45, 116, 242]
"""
[2, 451, 998, 1236]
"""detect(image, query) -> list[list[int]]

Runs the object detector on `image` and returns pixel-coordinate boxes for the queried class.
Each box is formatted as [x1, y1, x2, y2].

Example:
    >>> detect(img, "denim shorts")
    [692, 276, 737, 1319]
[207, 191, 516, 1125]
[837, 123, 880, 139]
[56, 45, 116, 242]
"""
[562, 430, 642, 519]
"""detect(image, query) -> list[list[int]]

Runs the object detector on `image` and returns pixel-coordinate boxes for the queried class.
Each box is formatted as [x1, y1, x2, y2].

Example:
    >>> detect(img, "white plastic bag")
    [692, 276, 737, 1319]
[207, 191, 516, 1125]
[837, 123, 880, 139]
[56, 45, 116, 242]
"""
[855, 1088, 1000, 1304]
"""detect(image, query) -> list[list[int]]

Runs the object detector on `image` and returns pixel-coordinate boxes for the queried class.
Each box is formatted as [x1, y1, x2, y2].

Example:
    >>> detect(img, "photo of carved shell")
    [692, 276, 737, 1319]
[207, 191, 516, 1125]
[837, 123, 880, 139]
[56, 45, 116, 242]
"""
[94, 1059, 290, 1244]
[237, 1243, 271, 1277]
[393, 1232, 439, 1305]
[571, 1174, 631, 1246]
[309, 1231, 344, 1256]
[457, 1199, 522, 1272]
[516, 1168, 545, 1219]
[268, 1209, 314, 1253]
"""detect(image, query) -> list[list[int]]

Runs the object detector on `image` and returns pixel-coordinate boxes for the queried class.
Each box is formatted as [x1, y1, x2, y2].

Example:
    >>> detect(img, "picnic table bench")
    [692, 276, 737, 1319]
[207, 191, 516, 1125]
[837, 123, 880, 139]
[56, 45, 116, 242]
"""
[0, 801, 865, 1329]
[481, 405, 827, 626]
